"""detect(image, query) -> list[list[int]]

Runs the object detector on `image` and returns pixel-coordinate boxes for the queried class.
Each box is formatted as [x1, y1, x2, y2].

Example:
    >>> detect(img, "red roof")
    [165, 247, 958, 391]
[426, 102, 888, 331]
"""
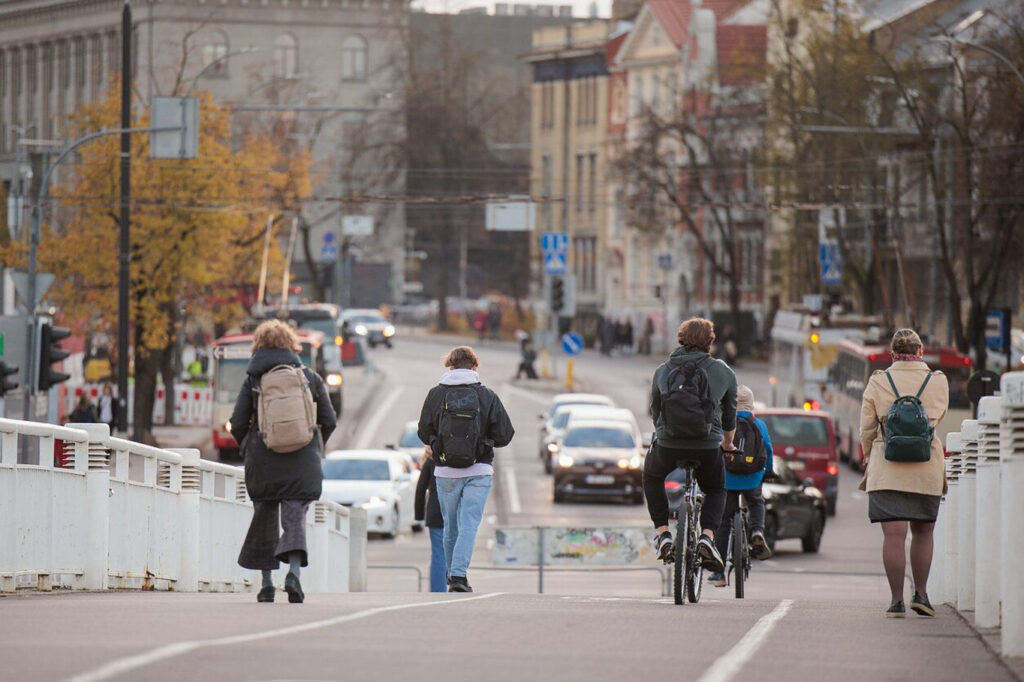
[715, 24, 766, 85]
[647, 0, 691, 48]
[605, 30, 629, 64]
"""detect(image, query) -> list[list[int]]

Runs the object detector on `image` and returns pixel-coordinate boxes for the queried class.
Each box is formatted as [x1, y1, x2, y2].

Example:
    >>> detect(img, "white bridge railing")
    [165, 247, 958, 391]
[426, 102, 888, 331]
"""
[0, 419, 366, 594]
[932, 371, 1024, 659]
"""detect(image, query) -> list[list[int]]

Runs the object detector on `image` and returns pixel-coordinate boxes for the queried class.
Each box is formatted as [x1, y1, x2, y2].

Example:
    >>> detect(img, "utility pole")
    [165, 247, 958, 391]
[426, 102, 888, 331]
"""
[117, 0, 132, 432]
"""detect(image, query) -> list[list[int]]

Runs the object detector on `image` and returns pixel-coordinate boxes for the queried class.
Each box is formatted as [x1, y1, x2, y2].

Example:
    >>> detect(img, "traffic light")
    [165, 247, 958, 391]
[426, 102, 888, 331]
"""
[551, 276, 565, 314]
[0, 360, 17, 397]
[38, 323, 71, 392]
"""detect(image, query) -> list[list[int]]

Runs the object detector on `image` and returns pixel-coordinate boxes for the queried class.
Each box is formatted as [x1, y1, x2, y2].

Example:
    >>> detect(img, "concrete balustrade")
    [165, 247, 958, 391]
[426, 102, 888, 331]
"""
[957, 419, 978, 612]
[974, 397, 1002, 629]
[1000, 372, 1024, 657]
[939, 431, 961, 607]
[0, 417, 365, 594]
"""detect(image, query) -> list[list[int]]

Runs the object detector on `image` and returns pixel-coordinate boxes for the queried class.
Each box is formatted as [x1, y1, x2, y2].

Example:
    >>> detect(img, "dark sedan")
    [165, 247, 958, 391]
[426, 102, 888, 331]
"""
[763, 458, 827, 553]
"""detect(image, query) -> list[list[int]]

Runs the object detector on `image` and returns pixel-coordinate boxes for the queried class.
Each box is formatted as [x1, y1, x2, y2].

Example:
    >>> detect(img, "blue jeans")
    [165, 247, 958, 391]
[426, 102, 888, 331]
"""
[435, 475, 492, 578]
[428, 527, 447, 592]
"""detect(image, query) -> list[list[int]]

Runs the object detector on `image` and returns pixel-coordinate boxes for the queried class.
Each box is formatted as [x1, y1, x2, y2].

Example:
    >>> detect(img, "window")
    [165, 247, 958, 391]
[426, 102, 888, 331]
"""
[650, 73, 659, 112]
[541, 154, 552, 229]
[341, 35, 367, 81]
[26, 45, 37, 95]
[630, 73, 641, 117]
[43, 43, 54, 93]
[201, 29, 229, 77]
[11, 47, 20, 96]
[588, 153, 597, 213]
[575, 154, 584, 213]
[0, 49, 6, 98]
[89, 35, 103, 85]
[273, 33, 298, 78]
[59, 40, 70, 90]
[573, 235, 597, 292]
[75, 36, 85, 90]
[541, 82, 554, 128]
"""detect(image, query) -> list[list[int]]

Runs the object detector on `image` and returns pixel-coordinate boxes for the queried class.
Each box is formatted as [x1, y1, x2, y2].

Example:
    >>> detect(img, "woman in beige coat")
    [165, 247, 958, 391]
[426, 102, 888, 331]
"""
[859, 329, 948, 619]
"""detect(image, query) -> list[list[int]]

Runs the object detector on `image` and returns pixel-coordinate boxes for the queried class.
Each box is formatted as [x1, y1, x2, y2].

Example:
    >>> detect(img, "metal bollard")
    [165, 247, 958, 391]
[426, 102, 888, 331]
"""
[1000, 372, 1024, 657]
[940, 432, 961, 605]
[975, 398, 1002, 628]
[957, 420, 978, 612]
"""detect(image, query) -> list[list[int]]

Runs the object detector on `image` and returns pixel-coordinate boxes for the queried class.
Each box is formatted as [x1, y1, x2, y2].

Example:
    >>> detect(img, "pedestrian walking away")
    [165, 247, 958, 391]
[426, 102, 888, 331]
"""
[418, 346, 514, 592]
[516, 338, 539, 380]
[231, 320, 337, 604]
[709, 385, 774, 587]
[69, 396, 98, 424]
[414, 448, 447, 592]
[98, 383, 115, 427]
[859, 328, 948, 619]
[644, 317, 737, 575]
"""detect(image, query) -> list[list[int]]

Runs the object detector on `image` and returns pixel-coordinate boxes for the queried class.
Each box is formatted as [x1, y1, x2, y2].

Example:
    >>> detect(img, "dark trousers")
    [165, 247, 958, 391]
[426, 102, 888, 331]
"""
[516, 362, 538, 379]
[238, 500, 311, 570]
[715, 487, 765, 560]
[643, 444, 725, 532]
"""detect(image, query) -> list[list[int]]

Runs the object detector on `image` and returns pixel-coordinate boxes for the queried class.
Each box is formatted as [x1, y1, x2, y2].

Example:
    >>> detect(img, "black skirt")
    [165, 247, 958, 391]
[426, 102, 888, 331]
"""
[868, 489, 941, 523]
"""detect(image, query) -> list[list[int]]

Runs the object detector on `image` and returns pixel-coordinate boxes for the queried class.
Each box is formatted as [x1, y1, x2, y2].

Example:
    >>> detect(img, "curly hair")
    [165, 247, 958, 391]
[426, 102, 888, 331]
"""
[891, 328, 923, 355]
[251, 319, 301, 352]
[677, 318, 716, 352]
[443, 345, 480, 370]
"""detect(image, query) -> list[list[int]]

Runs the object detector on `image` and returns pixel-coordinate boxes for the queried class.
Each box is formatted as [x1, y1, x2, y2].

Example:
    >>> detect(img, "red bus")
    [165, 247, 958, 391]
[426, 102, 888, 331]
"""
[826, 339, 972, 471]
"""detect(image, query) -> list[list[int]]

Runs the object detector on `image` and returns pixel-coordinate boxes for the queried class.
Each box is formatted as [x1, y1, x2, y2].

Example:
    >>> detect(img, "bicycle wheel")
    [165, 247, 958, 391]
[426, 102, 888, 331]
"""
[733, 510, 745, 599]
[673, 513, 685, 605]
[686, 508, 703, 603]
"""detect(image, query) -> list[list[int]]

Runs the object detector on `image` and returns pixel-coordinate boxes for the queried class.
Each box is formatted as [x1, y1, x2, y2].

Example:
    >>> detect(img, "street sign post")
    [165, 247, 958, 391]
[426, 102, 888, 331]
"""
[561, 332, 583, 356]
[819, 242, 842, 286]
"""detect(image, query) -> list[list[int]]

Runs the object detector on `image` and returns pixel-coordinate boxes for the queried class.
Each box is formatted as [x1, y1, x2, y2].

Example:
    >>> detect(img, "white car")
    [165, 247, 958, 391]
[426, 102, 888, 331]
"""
[538, 393, 615, 460]
[321, 450, 417, 537]
[342, 308, 395, 348]
[391, 420, 427, 462]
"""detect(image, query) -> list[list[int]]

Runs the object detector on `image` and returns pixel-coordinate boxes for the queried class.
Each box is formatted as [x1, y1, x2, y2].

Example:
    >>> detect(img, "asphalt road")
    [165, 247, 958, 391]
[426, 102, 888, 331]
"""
[6, 333, 1016, 681]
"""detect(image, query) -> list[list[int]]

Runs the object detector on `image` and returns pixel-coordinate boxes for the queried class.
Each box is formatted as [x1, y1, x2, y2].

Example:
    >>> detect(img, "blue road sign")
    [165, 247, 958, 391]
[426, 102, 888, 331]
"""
[819, 242, 842, 286]
[986, 309, 1011, 351]
[321, 244, 338, 263]
[541, 232, 569, 254]
[561, 332, 584, 356]
[323, 231, 336, 245]
[544, 252, 567, 275]
[657, 253, 673, 270]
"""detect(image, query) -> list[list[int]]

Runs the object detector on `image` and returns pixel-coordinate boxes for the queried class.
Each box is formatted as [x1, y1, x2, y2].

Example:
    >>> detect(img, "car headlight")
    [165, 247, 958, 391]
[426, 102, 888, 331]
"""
[354, 324, 368, 336]
[557, 453, 574, 468]
[547, 443, 559, 454]
[617, 458, 630, 469]
[326, 373, 343, 387]
[224, 420, 232, 434]
[383, 325, 396, 338]
[629, 455, 642, 469]
[362, 496, 386, 507]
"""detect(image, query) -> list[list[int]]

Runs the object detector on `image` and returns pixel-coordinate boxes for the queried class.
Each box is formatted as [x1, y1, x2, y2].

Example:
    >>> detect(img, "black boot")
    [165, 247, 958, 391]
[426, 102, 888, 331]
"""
[285, 572, 305, 603]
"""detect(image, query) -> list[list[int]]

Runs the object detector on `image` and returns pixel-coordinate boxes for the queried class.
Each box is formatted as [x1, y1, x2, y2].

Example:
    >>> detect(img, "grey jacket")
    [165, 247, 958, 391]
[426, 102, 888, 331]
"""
[650, 347, 738, 450]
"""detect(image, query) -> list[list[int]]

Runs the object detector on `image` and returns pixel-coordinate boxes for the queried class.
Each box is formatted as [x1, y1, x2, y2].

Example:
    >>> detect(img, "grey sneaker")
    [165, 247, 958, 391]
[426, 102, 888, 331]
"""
[697, 535, 725, 573]
[750, 531, 772, 560]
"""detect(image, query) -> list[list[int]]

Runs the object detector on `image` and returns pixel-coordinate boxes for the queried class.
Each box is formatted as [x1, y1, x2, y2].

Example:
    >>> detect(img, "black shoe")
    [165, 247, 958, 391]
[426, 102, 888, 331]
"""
[697, 535, 725, 573]
[257, 586, 275, 603]
[655, 531, 674, 563]
[284, 573, 304, 603]
[448, 575, 473, 592]
[750, 531, 772, 560]
[886, 601, 906, 618]
[910, 593, 935, 617]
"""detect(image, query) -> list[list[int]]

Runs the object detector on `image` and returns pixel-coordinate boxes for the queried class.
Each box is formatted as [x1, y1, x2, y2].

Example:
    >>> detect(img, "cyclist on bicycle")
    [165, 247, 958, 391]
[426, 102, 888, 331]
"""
[644, 317, 736, 574]
[709, 385, 774, 586]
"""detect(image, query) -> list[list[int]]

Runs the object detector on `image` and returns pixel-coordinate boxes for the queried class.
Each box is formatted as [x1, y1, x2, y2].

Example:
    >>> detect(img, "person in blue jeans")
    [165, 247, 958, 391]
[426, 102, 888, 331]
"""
[709, 384, 774, 586]
[417, 346, 514, 592]
[414, 449, 447, 592]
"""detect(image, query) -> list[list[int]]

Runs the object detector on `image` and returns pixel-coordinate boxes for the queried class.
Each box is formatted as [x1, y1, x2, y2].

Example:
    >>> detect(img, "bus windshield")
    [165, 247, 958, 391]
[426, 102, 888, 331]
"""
[214, 343, 316, 402]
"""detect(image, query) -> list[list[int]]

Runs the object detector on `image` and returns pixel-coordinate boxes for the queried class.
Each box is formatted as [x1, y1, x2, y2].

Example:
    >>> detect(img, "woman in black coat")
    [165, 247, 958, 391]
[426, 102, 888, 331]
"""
[414, 449, 446, 592]
[230, 320, 336, 604]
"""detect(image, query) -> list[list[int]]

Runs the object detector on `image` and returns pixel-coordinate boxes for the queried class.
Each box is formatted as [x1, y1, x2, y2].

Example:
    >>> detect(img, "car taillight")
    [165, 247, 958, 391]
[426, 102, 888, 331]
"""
[803, 400, 821, 411]
[827, 464, 839, 476]
[664, 481, 681, 490]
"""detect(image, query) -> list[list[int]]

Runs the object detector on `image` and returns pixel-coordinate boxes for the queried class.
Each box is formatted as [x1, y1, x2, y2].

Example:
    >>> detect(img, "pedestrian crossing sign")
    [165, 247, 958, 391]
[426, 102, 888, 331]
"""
[544, 251, 567, 275]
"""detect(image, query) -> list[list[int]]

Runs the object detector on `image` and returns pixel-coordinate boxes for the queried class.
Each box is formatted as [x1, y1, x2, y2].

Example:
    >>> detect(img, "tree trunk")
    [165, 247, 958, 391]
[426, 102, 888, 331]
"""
[132, 329, 160, 446]
[300, 219, 325, 302]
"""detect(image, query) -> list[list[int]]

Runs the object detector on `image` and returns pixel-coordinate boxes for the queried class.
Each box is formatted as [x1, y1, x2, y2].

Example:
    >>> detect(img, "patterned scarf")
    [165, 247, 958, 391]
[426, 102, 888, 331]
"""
[892, 353, 924, 363]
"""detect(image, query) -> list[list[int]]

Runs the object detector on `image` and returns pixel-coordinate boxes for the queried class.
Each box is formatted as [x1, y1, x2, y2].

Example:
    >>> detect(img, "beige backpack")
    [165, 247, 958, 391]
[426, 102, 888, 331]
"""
[255, 365, 317, 453]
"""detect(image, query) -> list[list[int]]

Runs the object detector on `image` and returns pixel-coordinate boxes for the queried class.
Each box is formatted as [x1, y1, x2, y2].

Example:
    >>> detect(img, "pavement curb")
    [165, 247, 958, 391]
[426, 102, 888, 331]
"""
[951, 607, 1024, 681]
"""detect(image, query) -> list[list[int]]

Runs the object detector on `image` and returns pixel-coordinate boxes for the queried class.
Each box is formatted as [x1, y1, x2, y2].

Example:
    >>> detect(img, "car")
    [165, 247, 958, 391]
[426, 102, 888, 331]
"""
[763, 457, 827, 553]
[756, 408, 840, 516]
[342, 308, 395, 348]
[552, 420, 644, 504]
[390, 420, 427, 464]
[321, 450, 417, 537]
[538, 393, 615, 460]
[541, 406, 646, 475]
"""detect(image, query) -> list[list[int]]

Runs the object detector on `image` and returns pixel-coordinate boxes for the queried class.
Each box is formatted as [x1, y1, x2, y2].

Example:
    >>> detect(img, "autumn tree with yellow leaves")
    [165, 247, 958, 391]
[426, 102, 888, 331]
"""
[41, 82, 310, 442]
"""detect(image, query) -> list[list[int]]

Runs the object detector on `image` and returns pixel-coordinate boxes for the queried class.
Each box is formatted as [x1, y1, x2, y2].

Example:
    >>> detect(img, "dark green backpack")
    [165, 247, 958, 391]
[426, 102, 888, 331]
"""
[881, 371, 934, 463]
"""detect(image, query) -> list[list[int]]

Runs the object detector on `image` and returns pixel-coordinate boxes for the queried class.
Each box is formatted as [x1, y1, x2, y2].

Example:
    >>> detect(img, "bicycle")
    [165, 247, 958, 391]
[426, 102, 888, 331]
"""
[725, 493, 751, 599]
[669, 462, 704, 605]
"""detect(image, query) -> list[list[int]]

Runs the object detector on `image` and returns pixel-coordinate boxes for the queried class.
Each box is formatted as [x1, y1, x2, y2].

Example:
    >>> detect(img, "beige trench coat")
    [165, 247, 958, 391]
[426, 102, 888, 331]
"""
[858, 361, 949, 497]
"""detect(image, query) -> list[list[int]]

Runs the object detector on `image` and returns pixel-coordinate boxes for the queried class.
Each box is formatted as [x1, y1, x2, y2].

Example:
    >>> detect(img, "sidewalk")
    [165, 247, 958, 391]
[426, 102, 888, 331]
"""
[957, 611, 1024, 680]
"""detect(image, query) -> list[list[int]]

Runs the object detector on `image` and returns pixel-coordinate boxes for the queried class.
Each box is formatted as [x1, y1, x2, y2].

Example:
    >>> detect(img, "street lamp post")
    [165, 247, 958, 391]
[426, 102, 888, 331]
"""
[186, 46, 259, 95]
[932, 36, 1024, 91]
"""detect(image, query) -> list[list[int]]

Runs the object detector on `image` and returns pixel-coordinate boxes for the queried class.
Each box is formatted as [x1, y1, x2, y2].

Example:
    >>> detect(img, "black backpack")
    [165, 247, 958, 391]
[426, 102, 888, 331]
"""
[881, 371, 934, 463]
[661, 356, 715, 440]
[436, 386, 482, 468]
[725, 415, 767, 474]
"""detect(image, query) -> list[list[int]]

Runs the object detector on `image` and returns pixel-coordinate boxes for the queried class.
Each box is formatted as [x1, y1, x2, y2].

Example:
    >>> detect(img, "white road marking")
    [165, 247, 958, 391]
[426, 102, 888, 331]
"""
[695, 599, 794, 682]
[354, 385, 404, 450]
[67, 593, 505, 682]
[502, 382, 552, 406]
[505, 467, 522, 514]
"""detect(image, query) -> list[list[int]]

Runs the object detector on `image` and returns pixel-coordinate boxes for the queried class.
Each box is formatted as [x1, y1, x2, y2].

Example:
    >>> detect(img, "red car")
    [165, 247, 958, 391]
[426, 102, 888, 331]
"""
[756, 408, 839, 516]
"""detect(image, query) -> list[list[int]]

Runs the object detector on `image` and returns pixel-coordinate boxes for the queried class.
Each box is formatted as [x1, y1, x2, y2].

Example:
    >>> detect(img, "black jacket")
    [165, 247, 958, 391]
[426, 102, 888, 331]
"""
[417, 382, 515, 466]
[414, 459, 444, 528]
[229, 348, 337, 502]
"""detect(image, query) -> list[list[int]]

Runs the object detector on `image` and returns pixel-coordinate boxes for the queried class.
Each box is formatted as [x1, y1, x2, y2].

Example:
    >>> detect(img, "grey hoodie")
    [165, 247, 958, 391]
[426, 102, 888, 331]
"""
[650, 347, 737, 451]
